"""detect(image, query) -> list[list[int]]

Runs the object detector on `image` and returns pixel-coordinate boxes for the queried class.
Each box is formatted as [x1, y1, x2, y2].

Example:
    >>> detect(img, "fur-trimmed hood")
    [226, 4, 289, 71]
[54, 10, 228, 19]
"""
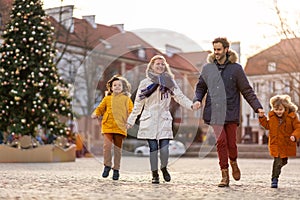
[259, 110, 300, 158]
[194, 48, 263, 125]
[207, 49, 238, 64]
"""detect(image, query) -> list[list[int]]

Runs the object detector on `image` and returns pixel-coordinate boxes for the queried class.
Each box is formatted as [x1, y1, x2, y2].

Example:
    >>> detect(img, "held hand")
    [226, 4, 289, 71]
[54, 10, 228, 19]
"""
[91, 114, 97, 119]
[126, 123, 133, 129]
[257, 108, 265, 117]
[192, 101, 201, 110]
[290, 135, 296, 142]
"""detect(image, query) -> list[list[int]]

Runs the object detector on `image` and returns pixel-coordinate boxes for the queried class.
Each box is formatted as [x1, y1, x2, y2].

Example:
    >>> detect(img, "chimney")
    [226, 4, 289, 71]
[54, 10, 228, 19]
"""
[82, 15, 97, 29]
[112, 24, 125, 33]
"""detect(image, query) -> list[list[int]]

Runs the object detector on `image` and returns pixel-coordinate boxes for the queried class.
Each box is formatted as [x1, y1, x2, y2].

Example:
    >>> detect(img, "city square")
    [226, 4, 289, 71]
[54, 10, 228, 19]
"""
[1, 156, 300, 200]
[1, 1, 300, 200]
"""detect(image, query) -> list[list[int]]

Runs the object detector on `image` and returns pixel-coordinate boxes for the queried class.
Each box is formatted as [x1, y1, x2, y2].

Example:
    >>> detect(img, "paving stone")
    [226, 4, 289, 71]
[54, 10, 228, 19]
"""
[0, 156, 299, 199]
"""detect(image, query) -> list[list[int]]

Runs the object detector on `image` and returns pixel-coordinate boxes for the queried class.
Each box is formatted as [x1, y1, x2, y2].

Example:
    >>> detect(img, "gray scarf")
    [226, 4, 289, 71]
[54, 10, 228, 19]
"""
[139, 72, 175, 100]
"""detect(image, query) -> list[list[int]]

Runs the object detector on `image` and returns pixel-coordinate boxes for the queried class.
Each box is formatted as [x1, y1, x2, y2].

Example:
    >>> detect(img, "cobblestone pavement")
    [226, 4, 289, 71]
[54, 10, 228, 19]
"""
[1, 156, 300, 200]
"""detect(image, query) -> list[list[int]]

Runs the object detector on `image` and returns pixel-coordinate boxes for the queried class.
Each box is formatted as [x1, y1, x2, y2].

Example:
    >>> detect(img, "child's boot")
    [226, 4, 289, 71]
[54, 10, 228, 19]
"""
[112, 169, 119, 180]
[271, 178, 278, 188]
[152, 170, 159, 184]
[161, 167, 171, 182]
[102, 166, 111, 178]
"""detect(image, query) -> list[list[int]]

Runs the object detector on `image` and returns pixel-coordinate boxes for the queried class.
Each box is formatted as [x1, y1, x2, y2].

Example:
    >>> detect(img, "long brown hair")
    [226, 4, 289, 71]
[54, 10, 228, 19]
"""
[106, 75, 131, 96]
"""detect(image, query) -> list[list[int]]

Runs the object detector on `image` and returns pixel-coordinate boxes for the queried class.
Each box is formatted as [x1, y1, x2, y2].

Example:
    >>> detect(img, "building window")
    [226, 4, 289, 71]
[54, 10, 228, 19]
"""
[253, 82, 259, 93]
[0, 13, 2, 27]
[269, 81, 275, 93]
[268, 62, 276, 72]
[127, 44, 146, 60]
[166, 44, 182, 57]
[283, 80, 290, 93]
[137, 48, 146, 59]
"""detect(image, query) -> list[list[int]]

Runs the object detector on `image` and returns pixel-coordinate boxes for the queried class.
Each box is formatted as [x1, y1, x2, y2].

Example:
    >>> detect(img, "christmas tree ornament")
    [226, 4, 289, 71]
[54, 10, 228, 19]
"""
[0, 0, 72, 145]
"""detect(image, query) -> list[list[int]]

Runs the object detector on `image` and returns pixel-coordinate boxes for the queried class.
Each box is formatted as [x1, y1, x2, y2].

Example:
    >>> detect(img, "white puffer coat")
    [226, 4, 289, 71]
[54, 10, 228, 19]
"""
[127, 78, 193, 140]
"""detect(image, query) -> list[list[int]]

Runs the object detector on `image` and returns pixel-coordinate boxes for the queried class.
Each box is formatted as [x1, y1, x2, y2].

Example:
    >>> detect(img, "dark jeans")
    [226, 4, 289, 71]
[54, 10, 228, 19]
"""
[147, 139, 170, 171]
[272, 157, 288, 179]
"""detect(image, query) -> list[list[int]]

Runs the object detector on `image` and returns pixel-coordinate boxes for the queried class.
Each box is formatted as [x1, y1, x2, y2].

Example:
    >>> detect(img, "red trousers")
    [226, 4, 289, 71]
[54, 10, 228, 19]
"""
[212, 124, 238, 169]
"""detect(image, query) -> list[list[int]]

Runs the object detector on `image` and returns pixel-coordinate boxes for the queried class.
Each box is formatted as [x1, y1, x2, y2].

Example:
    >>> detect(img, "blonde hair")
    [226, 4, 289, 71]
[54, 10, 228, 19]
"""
[145, 55, 174, 78]
[270, 94, 298, 113]
[106, 75, 131, 96]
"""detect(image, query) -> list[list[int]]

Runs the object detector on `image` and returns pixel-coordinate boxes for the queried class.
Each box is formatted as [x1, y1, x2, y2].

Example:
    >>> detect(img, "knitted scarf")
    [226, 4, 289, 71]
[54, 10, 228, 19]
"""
[139, 72, 175, 100]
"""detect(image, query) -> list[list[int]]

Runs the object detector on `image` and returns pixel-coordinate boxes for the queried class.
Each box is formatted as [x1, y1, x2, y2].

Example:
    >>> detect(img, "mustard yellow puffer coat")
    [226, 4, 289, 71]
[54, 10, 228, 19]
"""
[93, 93, 133, 136]
[259, 111, 300, 158]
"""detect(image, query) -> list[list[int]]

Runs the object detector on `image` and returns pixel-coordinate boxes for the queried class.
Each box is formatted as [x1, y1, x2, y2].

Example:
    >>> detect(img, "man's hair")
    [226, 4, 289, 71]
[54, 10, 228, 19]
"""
[212, 37, 230, 48]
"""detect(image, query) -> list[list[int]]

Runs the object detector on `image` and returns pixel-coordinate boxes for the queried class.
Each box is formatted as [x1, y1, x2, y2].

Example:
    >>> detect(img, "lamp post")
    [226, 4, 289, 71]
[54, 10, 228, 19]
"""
[243, 113, 252, 144]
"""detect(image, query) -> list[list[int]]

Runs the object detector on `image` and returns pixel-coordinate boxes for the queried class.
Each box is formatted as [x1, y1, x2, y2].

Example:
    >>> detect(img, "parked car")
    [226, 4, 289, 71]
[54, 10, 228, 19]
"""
[134, 140, 186, 156]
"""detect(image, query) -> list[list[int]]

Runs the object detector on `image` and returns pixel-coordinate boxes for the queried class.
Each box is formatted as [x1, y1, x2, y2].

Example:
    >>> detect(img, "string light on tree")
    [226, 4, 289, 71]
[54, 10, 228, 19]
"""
[0, 0, 73, 142]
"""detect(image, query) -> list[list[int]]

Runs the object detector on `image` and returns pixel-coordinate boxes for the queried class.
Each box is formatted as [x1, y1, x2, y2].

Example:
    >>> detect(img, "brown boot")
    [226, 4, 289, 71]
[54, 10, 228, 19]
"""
[230, 160, 241, 181]
[218, 169, 229, 187]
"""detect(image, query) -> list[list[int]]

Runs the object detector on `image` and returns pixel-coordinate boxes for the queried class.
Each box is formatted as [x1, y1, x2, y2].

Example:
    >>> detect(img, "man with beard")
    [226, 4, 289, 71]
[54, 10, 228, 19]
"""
[193, 37, 264, 187]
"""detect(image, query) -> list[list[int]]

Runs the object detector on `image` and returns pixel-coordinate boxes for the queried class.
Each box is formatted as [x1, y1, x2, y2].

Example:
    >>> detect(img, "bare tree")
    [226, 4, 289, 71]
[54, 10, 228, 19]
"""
[47, 5, 106, 115]
[260, 0, 300, 110]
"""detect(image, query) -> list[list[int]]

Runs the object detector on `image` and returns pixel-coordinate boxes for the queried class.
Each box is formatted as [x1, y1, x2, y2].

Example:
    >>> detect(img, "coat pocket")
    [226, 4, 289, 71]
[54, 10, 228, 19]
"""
[138, 113, 152, 132]
[161, 111, 173, 120]
[140, 112, 151, 121]
[161, 112, 172, 131]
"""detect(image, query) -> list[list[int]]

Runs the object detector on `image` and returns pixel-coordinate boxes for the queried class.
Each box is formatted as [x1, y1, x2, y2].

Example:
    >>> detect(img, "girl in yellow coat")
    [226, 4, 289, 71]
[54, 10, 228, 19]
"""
[259, 94, 300, 188]
[92, 75, 133, 180]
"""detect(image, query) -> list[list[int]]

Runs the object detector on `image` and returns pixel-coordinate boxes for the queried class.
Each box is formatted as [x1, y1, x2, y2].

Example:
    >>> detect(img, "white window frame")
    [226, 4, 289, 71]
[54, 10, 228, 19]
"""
[268, 62, 276, 72]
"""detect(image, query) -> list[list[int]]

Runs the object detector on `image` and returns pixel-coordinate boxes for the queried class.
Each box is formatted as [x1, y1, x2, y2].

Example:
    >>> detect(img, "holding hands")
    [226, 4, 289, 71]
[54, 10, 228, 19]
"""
[257, 108, 265, 117]
[91, 114, 98, 119]
[290, 135, 296, 142]
[192, 101, 201, 110]
[126, 123, 133, 129]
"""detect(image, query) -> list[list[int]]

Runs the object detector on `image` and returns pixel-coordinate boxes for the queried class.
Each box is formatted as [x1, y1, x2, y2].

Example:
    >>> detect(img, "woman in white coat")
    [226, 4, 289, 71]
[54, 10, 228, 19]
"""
[127, 55, 196, 184]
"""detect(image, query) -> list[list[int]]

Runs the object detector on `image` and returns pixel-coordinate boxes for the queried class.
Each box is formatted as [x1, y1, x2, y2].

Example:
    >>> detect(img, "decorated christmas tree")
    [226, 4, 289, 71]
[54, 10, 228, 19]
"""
[0, 0, 72, 143]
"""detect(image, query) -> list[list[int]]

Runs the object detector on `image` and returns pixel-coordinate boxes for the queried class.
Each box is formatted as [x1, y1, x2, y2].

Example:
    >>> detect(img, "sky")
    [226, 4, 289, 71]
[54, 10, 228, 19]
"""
[42, 0, 300, 64]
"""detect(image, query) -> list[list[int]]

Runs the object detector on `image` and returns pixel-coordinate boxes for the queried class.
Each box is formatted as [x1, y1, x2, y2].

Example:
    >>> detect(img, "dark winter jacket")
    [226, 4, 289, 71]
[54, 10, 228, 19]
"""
[194, 50, 263, 125]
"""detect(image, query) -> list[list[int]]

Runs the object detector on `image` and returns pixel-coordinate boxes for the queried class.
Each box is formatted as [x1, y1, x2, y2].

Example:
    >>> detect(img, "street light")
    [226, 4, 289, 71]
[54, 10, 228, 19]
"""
[243, 113, 252, 144]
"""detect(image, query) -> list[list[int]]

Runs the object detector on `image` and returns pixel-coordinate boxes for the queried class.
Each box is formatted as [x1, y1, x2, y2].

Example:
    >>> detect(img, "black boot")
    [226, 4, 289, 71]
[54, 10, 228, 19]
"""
[152, 170, 159, 184]
[271, 178, 278, 188]
[161, 167, 171, 182]
[102, 166, 111, 178]
[112, 169, 119, 180]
